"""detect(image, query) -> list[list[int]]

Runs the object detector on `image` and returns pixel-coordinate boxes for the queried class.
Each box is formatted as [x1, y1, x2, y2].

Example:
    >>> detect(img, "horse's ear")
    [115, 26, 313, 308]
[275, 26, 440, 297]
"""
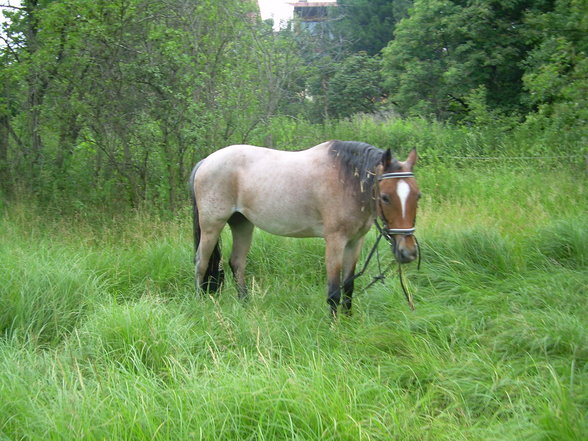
[405, 148, 417, 170]
[381, 149, 392, 168]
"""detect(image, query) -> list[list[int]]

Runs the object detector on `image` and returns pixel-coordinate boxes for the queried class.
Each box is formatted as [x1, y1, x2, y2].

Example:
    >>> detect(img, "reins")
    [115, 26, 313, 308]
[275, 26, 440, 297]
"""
[361, 219, 420, 310]
[350, 170, 421, 310]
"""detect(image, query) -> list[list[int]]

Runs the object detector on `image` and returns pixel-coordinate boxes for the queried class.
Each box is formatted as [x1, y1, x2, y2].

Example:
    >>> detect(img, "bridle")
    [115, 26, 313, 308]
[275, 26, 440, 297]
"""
[375, 170, 421, 271]
[350, 169, 421, 309]
[377, 171, 417, 237]
[372, 170, 421, 310]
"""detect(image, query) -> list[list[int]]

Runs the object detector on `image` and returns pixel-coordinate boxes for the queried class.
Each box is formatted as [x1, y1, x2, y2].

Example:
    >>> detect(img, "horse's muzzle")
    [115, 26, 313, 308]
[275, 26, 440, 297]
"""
[393, 236, 418, 264]
[396, 247, 417, 264]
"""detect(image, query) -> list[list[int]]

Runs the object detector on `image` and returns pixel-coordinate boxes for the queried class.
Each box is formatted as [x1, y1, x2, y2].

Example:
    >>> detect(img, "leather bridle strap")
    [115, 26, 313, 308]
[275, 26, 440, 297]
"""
[377, 171, 416, 236]
[376, 170, 422, 270]
[378, 172, 415, 180]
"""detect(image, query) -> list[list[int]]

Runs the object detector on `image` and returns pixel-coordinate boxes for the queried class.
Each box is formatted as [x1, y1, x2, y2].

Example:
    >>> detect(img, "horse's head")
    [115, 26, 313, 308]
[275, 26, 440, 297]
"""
[377, 148, 420, 264]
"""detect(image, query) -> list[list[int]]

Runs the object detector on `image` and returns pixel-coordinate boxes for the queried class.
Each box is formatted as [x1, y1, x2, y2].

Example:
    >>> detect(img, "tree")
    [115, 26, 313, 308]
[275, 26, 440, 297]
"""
[381, 0, 556, 120]
[2, 0, 62, 183]
[334, 0, 412, 55]
[327, 53, 383, 118]
[522, 0, 588, 146]
[0, 0, 307, 210]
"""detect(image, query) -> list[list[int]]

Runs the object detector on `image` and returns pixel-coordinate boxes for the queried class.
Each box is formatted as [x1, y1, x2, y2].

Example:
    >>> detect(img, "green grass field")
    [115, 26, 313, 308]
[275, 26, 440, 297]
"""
[1, 163, 586, 440]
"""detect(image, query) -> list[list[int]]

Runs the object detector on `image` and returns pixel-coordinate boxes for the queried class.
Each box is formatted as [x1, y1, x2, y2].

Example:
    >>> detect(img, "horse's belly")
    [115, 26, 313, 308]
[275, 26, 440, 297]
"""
[239, 207, 324, 238]
[258, 223, 323, 238]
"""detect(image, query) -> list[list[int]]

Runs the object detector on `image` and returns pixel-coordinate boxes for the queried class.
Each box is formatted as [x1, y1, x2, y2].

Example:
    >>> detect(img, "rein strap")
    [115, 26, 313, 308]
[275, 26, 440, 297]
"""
[350, 220, 421, 310]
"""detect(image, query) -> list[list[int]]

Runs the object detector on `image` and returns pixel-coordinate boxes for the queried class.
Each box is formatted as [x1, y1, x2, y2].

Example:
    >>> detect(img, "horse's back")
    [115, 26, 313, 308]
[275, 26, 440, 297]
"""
[195, 143, 328, 188]
[194, 143, 333, 237]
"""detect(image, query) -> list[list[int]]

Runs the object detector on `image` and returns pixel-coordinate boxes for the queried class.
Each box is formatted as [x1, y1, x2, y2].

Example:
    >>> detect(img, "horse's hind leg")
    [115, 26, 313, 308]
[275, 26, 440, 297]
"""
[196, 221, 226, 293]
[228, 213, 254, 300]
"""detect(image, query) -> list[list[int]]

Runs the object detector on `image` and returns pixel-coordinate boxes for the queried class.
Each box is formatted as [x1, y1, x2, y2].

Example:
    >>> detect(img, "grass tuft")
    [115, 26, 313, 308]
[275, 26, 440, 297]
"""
[533, 218, 588, 268]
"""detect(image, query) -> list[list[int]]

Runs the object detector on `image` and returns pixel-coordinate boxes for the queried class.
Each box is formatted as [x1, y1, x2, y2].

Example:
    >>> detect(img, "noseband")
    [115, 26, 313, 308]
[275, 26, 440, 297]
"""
[377, 171, 416, 236]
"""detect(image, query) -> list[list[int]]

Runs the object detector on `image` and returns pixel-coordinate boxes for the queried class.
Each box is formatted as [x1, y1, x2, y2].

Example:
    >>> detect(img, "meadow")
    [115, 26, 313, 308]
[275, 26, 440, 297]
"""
[0, 141, 587, 440]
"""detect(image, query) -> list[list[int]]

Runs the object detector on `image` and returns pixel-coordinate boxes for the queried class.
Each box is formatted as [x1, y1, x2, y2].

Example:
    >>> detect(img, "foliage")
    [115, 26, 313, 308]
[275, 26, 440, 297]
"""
[306, 52, 383, 120]
[0, 0, 305, 209]
[381, 0, 558, 121]
[247, 114, 585, 163]
[521, 0, 588, 146]
[0, 0, 587, 212]
[333, 0, 412, 55]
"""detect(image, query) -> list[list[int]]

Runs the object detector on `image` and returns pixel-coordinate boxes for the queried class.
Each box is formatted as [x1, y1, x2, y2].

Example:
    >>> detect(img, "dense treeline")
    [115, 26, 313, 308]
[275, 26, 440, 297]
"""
[0, 0, 586, 211]
[1, 0, 306, 210]
[326, 0, 587, 127]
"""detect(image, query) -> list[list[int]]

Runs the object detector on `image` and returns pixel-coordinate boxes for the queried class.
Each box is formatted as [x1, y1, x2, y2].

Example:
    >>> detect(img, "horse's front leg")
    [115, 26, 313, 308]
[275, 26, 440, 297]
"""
[325, 234, 347, 318]
[341, 238, 365, 315]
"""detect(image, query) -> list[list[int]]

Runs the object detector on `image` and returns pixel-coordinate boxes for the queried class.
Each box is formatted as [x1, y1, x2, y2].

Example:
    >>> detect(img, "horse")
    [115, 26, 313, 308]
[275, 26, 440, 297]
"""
[189, 140, 420, 317]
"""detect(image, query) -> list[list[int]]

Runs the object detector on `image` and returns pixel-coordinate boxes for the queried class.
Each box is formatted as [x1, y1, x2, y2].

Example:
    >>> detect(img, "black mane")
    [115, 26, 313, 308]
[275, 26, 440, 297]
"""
[328, 140, 400, 204]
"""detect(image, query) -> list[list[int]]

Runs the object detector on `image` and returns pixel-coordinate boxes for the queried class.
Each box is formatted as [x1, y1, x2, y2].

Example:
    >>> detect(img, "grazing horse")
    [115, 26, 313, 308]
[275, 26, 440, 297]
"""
[190, 140, 420, 316]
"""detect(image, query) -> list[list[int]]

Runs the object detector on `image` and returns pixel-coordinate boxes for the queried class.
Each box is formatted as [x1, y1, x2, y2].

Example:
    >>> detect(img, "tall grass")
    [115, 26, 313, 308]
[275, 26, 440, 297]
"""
[249, 115, 586, 163]
[0, 157, 586, 439]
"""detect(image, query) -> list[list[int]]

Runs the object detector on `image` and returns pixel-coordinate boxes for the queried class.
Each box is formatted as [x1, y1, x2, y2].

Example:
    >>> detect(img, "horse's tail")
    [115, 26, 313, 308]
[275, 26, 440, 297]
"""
[190, 161, 224, 293]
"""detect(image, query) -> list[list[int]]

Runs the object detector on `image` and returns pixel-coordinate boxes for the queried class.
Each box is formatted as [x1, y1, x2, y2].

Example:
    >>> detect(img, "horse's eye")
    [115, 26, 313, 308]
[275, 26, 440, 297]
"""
[417, 193, 422, 200]
[381, 194, 391, 204]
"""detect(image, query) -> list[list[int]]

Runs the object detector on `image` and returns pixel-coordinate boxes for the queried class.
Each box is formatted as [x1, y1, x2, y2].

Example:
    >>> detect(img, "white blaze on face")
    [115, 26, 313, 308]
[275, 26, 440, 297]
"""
[396, 180, 410, 219]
